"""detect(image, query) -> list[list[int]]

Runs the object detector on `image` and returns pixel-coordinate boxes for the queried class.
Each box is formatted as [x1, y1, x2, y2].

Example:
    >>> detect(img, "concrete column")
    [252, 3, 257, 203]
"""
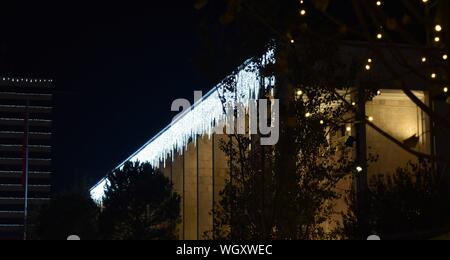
[161, 157, 172, 182]
[184, 141, 198, 240]
[172, 150, 184, 240]
[198, 135, 213, 240]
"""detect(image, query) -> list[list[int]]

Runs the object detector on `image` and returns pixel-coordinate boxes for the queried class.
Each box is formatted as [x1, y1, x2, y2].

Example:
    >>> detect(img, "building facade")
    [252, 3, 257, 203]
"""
[91, 46, 433, 240]
[0, 77, 53, 240]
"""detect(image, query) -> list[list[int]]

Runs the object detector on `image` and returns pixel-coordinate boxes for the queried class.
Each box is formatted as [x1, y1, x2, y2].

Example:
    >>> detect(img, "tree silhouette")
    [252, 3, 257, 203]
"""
[30, 192, 100, 240]
[99, 162, 180, 240]
[209, 45, 358, 238]
[342, 161, 450, 240]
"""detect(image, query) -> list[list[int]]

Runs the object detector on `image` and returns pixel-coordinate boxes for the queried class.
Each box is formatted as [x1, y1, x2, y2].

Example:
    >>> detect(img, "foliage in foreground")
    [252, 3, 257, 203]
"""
[99, 162, 180, 240]
[342, 162, 450, 240]
[30, 192, 100, 240]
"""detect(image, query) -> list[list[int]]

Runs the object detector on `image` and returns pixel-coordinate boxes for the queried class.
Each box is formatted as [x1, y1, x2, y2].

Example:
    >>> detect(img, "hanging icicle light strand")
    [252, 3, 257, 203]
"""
[90, 49, 276, 202]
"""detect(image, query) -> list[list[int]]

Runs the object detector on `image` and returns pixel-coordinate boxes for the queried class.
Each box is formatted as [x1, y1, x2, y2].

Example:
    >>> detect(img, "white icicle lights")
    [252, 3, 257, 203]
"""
[90, 48, 276, 202]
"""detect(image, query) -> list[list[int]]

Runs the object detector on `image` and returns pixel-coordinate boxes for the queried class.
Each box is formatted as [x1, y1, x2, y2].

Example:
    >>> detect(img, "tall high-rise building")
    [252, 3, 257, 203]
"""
[0, 77, 53, 240]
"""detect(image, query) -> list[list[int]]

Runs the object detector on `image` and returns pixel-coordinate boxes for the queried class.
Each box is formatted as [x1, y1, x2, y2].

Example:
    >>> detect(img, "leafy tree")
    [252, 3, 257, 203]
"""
[209, 46, 358, 239]
[195, 0, 450, 162]
[30, 192, 100, 240]
[99, 162, 180, 240]
[342, 161, 450, 240]
[196, 0, 450, 240]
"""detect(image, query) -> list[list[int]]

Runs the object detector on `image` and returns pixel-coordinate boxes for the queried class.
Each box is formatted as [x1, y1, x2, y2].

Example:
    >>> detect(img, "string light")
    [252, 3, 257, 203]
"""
[299, 0, 306, 16]
[0, 77, 53, 84]
[90, 0, 446, 203]
[365, 58, 373, 71]
[125, 49, 274, 168]
[89, 48, 278, 202]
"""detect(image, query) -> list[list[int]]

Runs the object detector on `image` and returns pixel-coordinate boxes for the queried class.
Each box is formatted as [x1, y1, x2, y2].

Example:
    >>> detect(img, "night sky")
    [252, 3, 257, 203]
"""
[0, 1, 232, 190]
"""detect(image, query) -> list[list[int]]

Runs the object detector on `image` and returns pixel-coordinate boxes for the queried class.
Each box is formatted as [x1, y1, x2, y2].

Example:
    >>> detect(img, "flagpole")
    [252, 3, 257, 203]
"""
[23, 99, 30, 241]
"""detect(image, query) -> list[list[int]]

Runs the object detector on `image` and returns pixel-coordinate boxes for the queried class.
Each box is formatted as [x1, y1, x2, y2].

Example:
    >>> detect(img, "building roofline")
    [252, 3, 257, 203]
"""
[0, 77, 54, 87]
[89, 48, 274, 193]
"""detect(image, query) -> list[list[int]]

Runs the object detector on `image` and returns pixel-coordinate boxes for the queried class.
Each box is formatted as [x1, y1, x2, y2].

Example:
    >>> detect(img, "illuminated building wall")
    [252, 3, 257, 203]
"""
[329, 89, 431, 232]
[0, 77, 53, 240]
[366, 90, 431, 179]
[157, 134, 230, 240]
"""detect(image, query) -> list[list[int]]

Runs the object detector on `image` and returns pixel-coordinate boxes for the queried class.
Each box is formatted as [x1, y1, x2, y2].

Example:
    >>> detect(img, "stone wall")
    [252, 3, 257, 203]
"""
[160, 90, 430, 240]
[366, 90, 430, 179]
[160, 134, 230, 240]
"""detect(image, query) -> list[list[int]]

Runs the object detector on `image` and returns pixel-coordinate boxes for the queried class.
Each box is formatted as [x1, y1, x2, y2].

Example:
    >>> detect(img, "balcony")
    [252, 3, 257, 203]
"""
[0, 158, 51, 166]
[0, 105, 52, 114]
[0, 171, 51, 179]
[0, 131, 51, 140]
[0, 198, 50, 206]
[0, 145, 51, 153]
[0, 224, 23, 233]
[0, 211, 24, 219]
[0, 118, 52, 127]
[0, 92, 52, 101]
[0, 184, 51, 193]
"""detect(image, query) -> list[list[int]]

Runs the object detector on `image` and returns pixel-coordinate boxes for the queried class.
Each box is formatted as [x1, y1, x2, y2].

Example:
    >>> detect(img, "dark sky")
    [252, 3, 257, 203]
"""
[0, 1, 223, 190]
